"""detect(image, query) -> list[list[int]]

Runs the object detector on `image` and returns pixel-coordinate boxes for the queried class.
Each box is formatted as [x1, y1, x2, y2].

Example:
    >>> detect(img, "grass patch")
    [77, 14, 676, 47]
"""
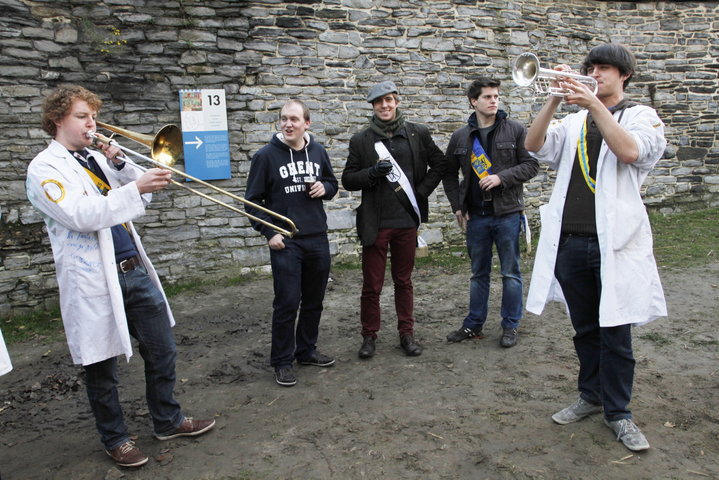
[415, 245, 467, 272]
[650, 207, 719, 268]
[164, 271, 259, 297]
[2, 307, 64, 344]
[332, 258, 361, 271]
[163, 279, 206, 298]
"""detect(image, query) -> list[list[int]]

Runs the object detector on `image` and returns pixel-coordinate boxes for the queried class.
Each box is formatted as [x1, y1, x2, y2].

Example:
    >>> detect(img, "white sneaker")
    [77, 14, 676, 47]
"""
[552, 396, 602, 425]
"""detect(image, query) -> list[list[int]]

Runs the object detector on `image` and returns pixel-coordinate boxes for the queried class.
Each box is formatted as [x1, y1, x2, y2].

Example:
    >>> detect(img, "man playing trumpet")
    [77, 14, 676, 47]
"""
[26, 85, 215, 468]
[524, 44, 667, 451]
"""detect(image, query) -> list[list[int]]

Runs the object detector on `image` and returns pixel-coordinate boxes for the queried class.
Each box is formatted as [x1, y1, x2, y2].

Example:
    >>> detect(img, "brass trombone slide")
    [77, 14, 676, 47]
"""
[89, 122, 298, 238]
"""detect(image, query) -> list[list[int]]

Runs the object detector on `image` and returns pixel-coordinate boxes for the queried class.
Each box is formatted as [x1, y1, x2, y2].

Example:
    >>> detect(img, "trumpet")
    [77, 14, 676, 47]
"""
[512, 52, 598, 97]
[88, 122, 298, 238]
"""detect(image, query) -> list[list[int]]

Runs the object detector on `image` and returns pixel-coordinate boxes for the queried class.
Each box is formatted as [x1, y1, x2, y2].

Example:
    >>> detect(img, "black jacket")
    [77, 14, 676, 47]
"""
[442, 110, 538, 216]
[342, 121, 445, 246]
[245, 133, 338, 239]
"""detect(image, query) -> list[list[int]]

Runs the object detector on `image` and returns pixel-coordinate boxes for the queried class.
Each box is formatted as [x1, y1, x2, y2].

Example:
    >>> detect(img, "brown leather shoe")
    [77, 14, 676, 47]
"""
[155, 417, 216, 441]
[400, 334, 422, 356]
[105, 440, 148, 468]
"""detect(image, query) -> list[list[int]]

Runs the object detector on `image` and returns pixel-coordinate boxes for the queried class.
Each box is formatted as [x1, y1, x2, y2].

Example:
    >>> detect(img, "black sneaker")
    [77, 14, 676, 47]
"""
[275, 367, 297, 387]
[297, 351, 335, 367]
[446, 326, 484, 343]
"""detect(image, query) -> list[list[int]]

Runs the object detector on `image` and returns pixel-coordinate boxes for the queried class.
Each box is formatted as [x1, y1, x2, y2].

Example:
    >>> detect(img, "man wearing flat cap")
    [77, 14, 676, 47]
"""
[342, 81, 445, 359]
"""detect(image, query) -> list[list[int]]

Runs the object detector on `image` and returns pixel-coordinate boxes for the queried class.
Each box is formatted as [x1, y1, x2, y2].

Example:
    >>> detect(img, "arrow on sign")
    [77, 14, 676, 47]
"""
[185, 136, 203, 149]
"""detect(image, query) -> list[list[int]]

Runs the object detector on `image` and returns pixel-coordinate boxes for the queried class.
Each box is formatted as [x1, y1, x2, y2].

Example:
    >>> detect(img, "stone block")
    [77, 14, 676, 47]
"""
[327, 209, 355, 230]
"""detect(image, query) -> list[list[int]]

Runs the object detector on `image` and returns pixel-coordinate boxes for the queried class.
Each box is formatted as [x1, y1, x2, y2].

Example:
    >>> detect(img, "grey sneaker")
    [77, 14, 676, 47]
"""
[499, 328, 518, 348]
[604, 418, 650, 451]
[552, 397, 603, 425]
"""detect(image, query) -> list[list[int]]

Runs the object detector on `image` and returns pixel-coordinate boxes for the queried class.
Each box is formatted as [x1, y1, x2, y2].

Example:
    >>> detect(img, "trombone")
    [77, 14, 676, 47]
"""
[89, 122, 299, 238]
[512, 52, 598, 97]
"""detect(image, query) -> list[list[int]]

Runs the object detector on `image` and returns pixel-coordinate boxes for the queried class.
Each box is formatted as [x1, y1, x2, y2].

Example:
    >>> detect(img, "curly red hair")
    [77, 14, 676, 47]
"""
[41, 85, 102, 137]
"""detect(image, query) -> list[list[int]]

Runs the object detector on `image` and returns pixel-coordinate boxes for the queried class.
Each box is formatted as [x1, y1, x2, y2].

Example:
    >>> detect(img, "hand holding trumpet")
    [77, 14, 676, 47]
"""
[549, 65, 599, 108]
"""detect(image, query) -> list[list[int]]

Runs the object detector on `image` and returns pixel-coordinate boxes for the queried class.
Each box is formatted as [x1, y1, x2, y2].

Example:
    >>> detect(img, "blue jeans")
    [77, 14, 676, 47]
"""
[553, 234, 635, 421]
[463, 212, 523, 330]
[84, 265, 183, 450]
[269, 234, 331, 369]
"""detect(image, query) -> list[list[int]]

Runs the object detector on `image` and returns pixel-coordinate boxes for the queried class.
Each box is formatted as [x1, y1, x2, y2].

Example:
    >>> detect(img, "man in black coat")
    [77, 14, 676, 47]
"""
[342, 81, 445, 359]
[442, 77, 539, 348]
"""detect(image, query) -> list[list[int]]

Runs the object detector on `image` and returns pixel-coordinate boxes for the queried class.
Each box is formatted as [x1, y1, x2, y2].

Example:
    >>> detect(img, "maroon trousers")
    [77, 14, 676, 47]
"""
[360, 228, 417, 339]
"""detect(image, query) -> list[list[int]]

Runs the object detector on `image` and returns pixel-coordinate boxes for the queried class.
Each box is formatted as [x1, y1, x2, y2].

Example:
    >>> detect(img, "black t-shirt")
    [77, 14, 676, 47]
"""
[561, 100, 631, 236]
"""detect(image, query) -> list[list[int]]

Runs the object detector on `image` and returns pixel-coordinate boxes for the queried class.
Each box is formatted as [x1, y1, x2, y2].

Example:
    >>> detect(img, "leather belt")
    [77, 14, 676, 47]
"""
[117, 255, 142, 273]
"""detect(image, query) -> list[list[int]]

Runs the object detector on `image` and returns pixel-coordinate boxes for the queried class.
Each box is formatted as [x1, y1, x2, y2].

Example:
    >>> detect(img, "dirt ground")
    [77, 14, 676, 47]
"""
[1, 256, 718, 480]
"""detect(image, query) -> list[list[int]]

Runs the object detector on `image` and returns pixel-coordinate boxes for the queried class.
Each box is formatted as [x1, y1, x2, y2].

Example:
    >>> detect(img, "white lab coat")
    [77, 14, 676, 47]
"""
[526, 105, 667, 327]
[0, 328, 11, 376]
[26, 140, 174, 366]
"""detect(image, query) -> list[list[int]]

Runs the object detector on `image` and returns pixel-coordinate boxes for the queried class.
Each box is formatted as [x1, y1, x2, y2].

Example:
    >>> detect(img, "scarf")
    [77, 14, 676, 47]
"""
[369, 109, 406, 139]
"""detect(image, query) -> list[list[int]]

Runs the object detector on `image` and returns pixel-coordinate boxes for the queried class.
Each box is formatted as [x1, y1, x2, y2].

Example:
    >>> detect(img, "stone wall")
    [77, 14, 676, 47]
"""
[1, 0, 717, 316]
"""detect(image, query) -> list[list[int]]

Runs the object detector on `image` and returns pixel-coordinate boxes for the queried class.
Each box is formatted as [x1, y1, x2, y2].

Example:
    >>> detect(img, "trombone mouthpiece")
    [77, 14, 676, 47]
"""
[86, 130, 95, 139]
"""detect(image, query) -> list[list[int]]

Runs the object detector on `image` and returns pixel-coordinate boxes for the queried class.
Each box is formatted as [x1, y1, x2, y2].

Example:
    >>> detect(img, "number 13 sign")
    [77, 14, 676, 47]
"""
[178, 89, 231, 181]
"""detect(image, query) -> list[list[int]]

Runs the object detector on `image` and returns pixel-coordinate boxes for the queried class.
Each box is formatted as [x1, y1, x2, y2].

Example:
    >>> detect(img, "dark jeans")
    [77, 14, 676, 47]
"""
[360, 227, 416, 339]
[554, 234, 635, 421]
[269, 234, 331, 369]
[463, 212, 523, 330]
[84, 265, 182, 450]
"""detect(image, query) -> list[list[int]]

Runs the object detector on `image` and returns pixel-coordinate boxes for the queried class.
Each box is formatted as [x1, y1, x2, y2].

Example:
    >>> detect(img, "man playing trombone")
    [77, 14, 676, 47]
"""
[524, 44, 667, 451]
[26, 85, 215, 468]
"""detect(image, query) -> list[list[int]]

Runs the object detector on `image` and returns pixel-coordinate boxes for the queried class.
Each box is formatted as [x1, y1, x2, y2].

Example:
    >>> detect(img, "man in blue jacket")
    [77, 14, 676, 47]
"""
[443, 77, 538, 348]
[342, 81, 445, 359]
[245, 99, 338, 387]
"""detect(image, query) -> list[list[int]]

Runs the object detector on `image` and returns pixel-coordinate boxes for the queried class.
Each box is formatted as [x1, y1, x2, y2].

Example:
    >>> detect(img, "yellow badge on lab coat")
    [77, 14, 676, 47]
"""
[41, 179, 66, 203]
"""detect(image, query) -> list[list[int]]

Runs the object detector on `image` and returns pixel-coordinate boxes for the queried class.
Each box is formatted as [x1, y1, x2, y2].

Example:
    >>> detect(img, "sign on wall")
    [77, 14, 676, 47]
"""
[178, 89, 231, 181]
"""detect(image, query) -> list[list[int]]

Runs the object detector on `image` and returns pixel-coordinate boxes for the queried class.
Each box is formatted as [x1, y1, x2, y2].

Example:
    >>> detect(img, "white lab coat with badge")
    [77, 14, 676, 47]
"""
[526, 105, 667, 327]
[26, 140, 174, 366]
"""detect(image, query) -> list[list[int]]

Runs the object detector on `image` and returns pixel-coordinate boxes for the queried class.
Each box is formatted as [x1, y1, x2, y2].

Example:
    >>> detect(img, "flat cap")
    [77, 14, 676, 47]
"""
[367, 81, 398, 103]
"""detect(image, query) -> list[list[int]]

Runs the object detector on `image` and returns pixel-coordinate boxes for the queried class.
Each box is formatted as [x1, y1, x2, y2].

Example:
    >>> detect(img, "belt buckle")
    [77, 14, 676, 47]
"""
[118, 257, 133, 273]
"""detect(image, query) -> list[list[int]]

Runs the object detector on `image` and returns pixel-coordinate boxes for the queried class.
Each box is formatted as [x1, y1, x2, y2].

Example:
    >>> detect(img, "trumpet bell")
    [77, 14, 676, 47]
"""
[511, 51, 598, 97]
[512, 52, 539, 87]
